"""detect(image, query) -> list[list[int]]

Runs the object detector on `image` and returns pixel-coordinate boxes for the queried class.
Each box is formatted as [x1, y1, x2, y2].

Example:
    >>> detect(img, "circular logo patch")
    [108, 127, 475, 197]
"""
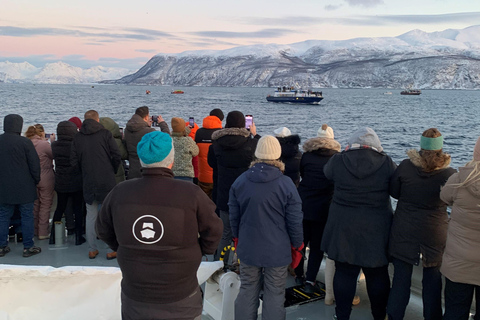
[132, 215, 164, 244]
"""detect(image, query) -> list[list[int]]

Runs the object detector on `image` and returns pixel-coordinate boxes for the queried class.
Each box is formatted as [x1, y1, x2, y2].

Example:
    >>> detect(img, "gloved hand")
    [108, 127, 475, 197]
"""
[233, 237, 239, 248]
[290, 243, 305, 269]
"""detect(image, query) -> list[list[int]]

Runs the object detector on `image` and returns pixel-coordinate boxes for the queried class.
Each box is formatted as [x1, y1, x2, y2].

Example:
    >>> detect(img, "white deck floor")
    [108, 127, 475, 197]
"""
[0, 234, 446, 320]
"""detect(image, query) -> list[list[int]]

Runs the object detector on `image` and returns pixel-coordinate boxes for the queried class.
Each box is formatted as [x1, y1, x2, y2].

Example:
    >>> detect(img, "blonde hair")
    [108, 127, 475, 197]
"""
[420, 128, 451, 172]
[25, 124, 44, 139]
[455, 160, 480, 188]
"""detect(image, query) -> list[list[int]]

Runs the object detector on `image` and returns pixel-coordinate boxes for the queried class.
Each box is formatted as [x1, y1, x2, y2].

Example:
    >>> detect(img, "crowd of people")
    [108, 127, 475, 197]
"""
[0, 106, 479, 320]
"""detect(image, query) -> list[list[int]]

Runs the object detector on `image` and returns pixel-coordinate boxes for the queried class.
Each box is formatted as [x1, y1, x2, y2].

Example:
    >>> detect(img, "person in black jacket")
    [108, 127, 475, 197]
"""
[71, 110, 121, 259]
[274, 127, 302, 186]
[208, 111, 260, 260]
[387, 128, 456, 320]
[294, 124, 341, 294]
[50, 121, 85, 245]
[322, 127, 397, 320]
[125, 106, 169, 179]
[0, 114, 42, 258]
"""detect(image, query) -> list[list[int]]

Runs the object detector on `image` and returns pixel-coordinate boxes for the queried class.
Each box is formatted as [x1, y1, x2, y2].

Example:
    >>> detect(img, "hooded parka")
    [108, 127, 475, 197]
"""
[71, 119, 121, 205]
[51, 121, 82, 193]
[321, 148, 397, 267]
[207, 128, 259, 212]
[389, 150, 456, 267]
[100, 117, 128, 184]
[440, 165, 480, 285]
[195, 115, 223, 184]
[0, 114, 40, 204]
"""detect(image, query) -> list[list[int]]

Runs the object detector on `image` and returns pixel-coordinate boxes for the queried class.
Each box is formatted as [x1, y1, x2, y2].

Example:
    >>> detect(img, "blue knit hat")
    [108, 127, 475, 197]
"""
[137, 131, 173, 164]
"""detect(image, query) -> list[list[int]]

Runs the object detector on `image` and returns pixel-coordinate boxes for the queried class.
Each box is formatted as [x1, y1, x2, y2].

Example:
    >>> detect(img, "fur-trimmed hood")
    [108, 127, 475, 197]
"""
[250, 159, 285, 172]
[407, 149, 451, 173]
[211, 127, 250, 140]
[303, 137, 341, 153]
[246, 160, 285, 183]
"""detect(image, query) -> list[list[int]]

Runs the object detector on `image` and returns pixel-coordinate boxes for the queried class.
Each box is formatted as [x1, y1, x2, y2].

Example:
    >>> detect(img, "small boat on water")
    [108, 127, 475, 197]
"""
[383, 92, 392, 95]
[266, 86, 323, 104]
[146, 90, 151, 94]
[171, 90, 184, 94]
[400, 85, 421, 95]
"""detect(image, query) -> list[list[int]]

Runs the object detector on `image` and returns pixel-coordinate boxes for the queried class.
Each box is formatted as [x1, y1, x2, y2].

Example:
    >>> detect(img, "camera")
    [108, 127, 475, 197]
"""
[45, 133, 51, 139]
[189, 117, 194, 128]
[151, 115, 159, 123]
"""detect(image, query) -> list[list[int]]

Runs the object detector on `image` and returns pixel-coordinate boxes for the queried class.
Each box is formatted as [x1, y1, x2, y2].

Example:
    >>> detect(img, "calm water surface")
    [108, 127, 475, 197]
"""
[1, 84, 479, 169]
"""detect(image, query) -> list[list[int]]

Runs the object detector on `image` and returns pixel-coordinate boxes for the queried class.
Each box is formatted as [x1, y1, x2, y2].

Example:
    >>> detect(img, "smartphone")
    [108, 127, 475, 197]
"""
[245, 115, 253, 130]
[45, 133, 51, 139]
[189, 117, 194, 127]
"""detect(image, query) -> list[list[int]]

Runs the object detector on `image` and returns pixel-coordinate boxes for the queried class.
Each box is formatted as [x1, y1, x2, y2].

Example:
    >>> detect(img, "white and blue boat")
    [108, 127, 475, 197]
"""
[266, 86, 324, 104]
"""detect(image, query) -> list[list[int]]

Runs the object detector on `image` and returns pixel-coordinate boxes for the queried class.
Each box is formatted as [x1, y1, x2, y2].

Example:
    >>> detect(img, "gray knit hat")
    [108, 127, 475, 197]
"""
[347, 127, 383, 152]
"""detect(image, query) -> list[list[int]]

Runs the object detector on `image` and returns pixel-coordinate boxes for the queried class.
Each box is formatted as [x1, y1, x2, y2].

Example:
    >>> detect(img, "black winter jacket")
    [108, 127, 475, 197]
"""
[0, 115, 40, 204]
[276, 134, 302, 186]
[389, 150, 456, 267]
[207, 128, 260, 212]
[321, 148, 397, 268]
[71, 119, 121, 204]
[125, 114, 169, 179]
[51, 121, 82, 193]
[297, 137, 341, 223]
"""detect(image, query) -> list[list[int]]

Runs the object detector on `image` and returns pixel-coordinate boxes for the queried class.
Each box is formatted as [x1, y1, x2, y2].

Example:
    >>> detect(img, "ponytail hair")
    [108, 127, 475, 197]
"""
[25, 123, 45, 139]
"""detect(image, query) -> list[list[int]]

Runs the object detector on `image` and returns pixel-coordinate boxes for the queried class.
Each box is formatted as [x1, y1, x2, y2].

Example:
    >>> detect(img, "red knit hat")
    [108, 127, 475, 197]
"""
[68, 117, 82, 130]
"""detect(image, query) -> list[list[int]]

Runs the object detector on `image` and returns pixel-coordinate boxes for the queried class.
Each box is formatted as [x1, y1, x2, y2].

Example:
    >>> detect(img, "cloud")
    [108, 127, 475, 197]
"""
[189, 28, 298, 39]
[325, 4, 343, 11]
[136, 49, 157, 53]
[240, 12, 480, 27]
[0, 26, 174, 42]
[344, 0, 384, 8]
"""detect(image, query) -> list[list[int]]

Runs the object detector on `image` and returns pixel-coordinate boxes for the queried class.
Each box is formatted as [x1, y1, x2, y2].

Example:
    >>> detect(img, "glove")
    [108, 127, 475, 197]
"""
[290, 243, 305, 269]
[233, 237, 239, 249]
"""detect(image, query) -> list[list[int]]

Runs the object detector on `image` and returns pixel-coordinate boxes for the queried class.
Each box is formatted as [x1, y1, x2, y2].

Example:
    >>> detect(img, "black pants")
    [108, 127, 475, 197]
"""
[444, 277, 479, 320]
[387, 258, 442, 320]
[334, 261, 390, 320]
[294, 219, 325, 282]
[52, 191, 84, 234]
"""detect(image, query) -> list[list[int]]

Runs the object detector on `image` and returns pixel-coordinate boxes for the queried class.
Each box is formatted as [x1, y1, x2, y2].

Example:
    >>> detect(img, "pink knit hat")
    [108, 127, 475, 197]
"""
[474, 136, 480, 161]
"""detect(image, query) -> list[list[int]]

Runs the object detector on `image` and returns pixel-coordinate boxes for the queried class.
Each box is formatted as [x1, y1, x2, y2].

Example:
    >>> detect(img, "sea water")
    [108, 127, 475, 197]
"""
[1, 83, 479, 169]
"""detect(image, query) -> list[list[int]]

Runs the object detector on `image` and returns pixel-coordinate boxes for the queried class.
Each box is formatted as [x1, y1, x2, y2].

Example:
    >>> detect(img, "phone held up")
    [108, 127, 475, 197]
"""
[245, 115, 253, 130]
[45, 133, 51, 139]
[189, 117, 194, 128]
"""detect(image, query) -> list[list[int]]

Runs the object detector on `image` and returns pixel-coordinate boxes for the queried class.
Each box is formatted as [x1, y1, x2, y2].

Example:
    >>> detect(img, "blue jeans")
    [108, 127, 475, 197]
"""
[387, 257, 442, 320]
[444, 277, 479, 320]
[0, 203, 35, 248]
[334, 261, 390, 320]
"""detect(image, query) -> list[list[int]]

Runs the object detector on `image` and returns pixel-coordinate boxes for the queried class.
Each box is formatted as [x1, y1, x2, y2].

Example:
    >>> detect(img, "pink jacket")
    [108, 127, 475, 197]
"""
[31, 136, 55, 189]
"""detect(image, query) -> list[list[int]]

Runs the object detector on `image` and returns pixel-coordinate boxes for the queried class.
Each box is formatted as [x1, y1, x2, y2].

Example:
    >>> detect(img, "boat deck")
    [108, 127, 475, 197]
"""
[0, 235, 441, 320]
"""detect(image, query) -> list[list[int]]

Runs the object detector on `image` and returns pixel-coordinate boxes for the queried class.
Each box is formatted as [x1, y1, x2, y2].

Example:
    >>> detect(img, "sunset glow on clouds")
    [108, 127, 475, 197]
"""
[1, 0, 479, 70]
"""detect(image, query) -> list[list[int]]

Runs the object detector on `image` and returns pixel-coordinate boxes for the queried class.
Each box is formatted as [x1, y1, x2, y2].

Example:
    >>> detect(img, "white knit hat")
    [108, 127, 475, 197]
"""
[273, 127, 291, 138]
[255, 135, 282, 160]
[317, 124, 334, 139]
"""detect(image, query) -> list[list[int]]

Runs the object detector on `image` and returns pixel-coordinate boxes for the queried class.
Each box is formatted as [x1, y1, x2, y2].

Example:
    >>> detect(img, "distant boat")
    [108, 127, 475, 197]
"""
[171, 90, 184, 94]
[146, 90, 151, 94]
[383, 92, 392, 95]
[400, 89, 421, 95]
[266, 86, 323, 104]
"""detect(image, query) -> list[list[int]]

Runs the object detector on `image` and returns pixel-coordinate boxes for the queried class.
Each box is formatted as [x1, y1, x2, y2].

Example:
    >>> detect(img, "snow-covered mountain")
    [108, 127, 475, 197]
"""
[107, 25, 480, 89]
[0, 61, 132, 84]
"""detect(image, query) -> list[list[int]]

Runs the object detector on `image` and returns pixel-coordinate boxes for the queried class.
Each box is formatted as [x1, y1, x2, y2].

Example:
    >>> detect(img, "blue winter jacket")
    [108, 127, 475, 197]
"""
[229, 162, 303, 267]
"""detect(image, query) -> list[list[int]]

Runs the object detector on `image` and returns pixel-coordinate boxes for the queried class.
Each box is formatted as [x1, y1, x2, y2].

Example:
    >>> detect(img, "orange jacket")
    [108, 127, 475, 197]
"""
[194, 116, 223, 183]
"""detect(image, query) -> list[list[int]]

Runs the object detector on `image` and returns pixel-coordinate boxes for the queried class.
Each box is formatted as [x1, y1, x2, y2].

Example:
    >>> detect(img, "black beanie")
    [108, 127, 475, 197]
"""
[226, 111, 245, 128]
[209, 108, 224, 121]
